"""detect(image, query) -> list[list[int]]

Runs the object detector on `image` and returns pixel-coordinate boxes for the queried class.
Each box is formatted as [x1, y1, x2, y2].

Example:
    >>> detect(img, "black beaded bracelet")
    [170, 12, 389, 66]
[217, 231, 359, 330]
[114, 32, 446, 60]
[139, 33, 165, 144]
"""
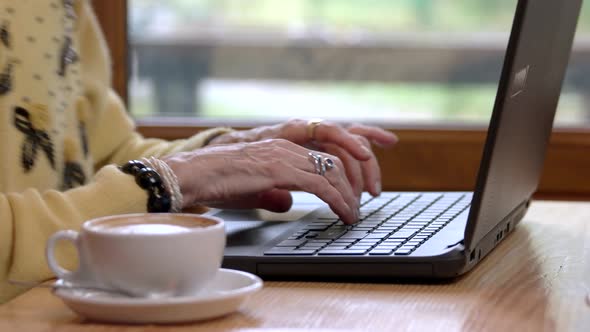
[119, 160, 172, 213]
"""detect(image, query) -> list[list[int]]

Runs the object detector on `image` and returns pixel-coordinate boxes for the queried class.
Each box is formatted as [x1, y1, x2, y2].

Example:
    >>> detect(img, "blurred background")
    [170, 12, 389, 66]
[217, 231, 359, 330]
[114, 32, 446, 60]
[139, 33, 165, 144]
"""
[127, 0, 590, 126]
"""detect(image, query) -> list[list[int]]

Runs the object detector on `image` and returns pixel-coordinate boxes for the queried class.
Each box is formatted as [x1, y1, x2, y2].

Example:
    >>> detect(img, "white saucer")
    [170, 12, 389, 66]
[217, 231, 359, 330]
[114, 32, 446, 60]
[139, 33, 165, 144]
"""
[53, 268, 263, 324]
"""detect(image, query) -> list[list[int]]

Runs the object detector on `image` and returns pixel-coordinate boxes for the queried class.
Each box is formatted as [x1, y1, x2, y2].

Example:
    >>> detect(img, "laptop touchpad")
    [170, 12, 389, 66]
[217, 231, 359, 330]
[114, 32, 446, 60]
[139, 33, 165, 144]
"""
[209, 193, 323, 255]
[212, 209, 313, 255]
[225, 220, 295, 245]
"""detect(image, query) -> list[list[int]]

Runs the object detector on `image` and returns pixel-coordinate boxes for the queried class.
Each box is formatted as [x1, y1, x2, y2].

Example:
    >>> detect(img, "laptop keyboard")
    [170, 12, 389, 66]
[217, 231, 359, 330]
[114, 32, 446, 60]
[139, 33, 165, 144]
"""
[264, 192, 472, 256]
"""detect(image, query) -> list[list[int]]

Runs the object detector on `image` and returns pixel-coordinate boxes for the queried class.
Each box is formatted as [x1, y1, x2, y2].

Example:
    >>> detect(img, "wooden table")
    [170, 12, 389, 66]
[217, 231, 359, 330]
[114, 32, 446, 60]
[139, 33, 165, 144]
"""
[1, 200, 589, 331]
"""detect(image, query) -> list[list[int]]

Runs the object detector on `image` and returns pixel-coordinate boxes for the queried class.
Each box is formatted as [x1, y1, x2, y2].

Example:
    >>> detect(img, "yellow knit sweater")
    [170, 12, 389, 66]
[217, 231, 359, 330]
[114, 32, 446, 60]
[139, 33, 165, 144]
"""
[0, 0, 231, 303]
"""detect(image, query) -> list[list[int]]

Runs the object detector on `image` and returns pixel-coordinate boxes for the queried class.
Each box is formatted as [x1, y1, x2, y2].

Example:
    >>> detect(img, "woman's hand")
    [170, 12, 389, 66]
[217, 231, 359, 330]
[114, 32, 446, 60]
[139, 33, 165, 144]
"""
[163, 139, 361, 224]
[207, 119, 398, 199]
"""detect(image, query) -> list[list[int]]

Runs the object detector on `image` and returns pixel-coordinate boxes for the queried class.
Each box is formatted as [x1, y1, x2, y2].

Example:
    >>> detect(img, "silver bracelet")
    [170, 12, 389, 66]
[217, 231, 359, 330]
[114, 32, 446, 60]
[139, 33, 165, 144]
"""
[141, 157, 183, 213]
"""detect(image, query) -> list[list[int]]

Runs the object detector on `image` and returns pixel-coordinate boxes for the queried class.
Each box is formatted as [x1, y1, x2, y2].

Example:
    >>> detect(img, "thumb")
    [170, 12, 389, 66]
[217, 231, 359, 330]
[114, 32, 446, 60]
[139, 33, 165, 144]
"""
[257, 189, 293, 212]
[204, 189, 293, 213]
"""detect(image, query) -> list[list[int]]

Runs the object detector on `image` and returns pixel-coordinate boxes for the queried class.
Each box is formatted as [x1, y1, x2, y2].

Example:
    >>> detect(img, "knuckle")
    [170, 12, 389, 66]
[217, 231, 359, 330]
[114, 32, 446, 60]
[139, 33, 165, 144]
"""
[284, 119, 303, 132]
[357, 135, 371, 146]
[331, 123, 346, 134]
[321, 121, 338, 133]
[322, 186, 340, 205]
[329, 155, 345, 169]
[347, 122, 361, 129]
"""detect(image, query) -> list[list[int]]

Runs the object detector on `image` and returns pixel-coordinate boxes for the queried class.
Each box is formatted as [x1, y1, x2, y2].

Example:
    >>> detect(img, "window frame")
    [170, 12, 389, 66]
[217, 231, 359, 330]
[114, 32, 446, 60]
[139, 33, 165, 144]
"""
[92, 1, 590, 200]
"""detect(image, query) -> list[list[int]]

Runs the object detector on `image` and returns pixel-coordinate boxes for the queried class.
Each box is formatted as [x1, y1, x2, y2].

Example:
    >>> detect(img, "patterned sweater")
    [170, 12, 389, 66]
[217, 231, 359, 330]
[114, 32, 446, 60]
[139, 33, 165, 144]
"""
[0, 0, 230, 303]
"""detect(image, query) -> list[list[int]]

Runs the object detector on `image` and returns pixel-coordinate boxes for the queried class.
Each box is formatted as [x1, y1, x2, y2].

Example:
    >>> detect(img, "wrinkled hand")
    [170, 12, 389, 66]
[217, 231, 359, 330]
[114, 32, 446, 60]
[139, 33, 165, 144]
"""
[163, 139, 360, 224]
[208, 119, 398, 199]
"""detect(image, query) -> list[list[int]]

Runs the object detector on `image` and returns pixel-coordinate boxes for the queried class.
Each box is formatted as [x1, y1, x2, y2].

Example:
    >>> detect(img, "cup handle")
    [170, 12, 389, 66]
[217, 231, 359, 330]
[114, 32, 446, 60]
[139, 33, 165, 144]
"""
[45, 230, 87, 284]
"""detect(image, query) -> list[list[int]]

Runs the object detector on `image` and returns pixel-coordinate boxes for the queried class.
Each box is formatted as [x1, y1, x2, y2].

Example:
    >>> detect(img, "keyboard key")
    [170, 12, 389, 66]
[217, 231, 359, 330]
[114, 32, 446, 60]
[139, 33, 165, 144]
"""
[352, 227, 374, 231]
[373, 247, 398, 252]
[364, 233, 388, 239]
[376, 225, 398, 229]
[402, 225, 422, 230]
[275, 239, 307, 247]
[339, 231, 369, 239]
[316, 227, 348, 240]
[358, 240, 380, 246]
[420, 230, 436, 235]
[394, 249, 413, 255]
[303, 224, 332, 231]
[357, 222, 380, 227]
[358, 237, 380, 241]
[416, 234, 434, 240]
[349, 245, 373, 250]
[369, 249, 394, 255]
[289, 234, 307, 240]
[333, 239, 356, 243]
[324, 244, 349, 249]
[301, 243, 327, 248]
[264, 248, 317, 255]
[390, 230, 418, 239]
[382, 243, 403, 248]
[411, 217, 433, 222]
[305, 232, 321, 238]
[307, 239, 331, 243]
[375, 243, 399, 248]
[318, 249, 367, 255]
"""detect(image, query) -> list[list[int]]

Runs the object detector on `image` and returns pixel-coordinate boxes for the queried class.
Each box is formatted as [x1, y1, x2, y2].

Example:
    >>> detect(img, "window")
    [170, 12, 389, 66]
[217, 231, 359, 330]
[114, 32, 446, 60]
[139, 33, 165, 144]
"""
[93, 0, 590, 198]
[126, 0, 590, 127]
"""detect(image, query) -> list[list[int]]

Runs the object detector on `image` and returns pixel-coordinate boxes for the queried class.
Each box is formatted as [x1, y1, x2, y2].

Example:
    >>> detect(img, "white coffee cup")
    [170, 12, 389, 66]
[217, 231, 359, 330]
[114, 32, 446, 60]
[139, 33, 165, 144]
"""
[46, 213, 225, 298]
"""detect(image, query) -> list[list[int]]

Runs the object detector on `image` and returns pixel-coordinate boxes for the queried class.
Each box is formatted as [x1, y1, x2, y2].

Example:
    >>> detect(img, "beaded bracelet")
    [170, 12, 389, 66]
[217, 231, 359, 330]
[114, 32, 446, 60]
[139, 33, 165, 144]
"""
[141, 157, 183, 213]
[119, 160, 172, 213]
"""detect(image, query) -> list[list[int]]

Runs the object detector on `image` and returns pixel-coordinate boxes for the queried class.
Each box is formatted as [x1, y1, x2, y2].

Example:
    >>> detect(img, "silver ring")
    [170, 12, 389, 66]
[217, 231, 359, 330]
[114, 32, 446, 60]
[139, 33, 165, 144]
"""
[308, 152, 324, 176]
[308, 153, 335, 176]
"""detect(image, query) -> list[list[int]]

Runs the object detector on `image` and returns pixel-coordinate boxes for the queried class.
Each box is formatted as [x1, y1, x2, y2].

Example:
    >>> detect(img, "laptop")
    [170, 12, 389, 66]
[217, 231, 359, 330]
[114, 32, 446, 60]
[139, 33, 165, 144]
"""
[208, 0, 583, 279]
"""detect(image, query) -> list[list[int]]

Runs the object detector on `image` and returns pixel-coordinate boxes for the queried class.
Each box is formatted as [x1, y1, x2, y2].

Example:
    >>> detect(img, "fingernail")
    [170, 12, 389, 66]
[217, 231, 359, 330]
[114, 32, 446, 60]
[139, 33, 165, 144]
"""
[361, 146, 372, 158]
[354, 209, 360, 223]
[375, 181, 382, 196]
